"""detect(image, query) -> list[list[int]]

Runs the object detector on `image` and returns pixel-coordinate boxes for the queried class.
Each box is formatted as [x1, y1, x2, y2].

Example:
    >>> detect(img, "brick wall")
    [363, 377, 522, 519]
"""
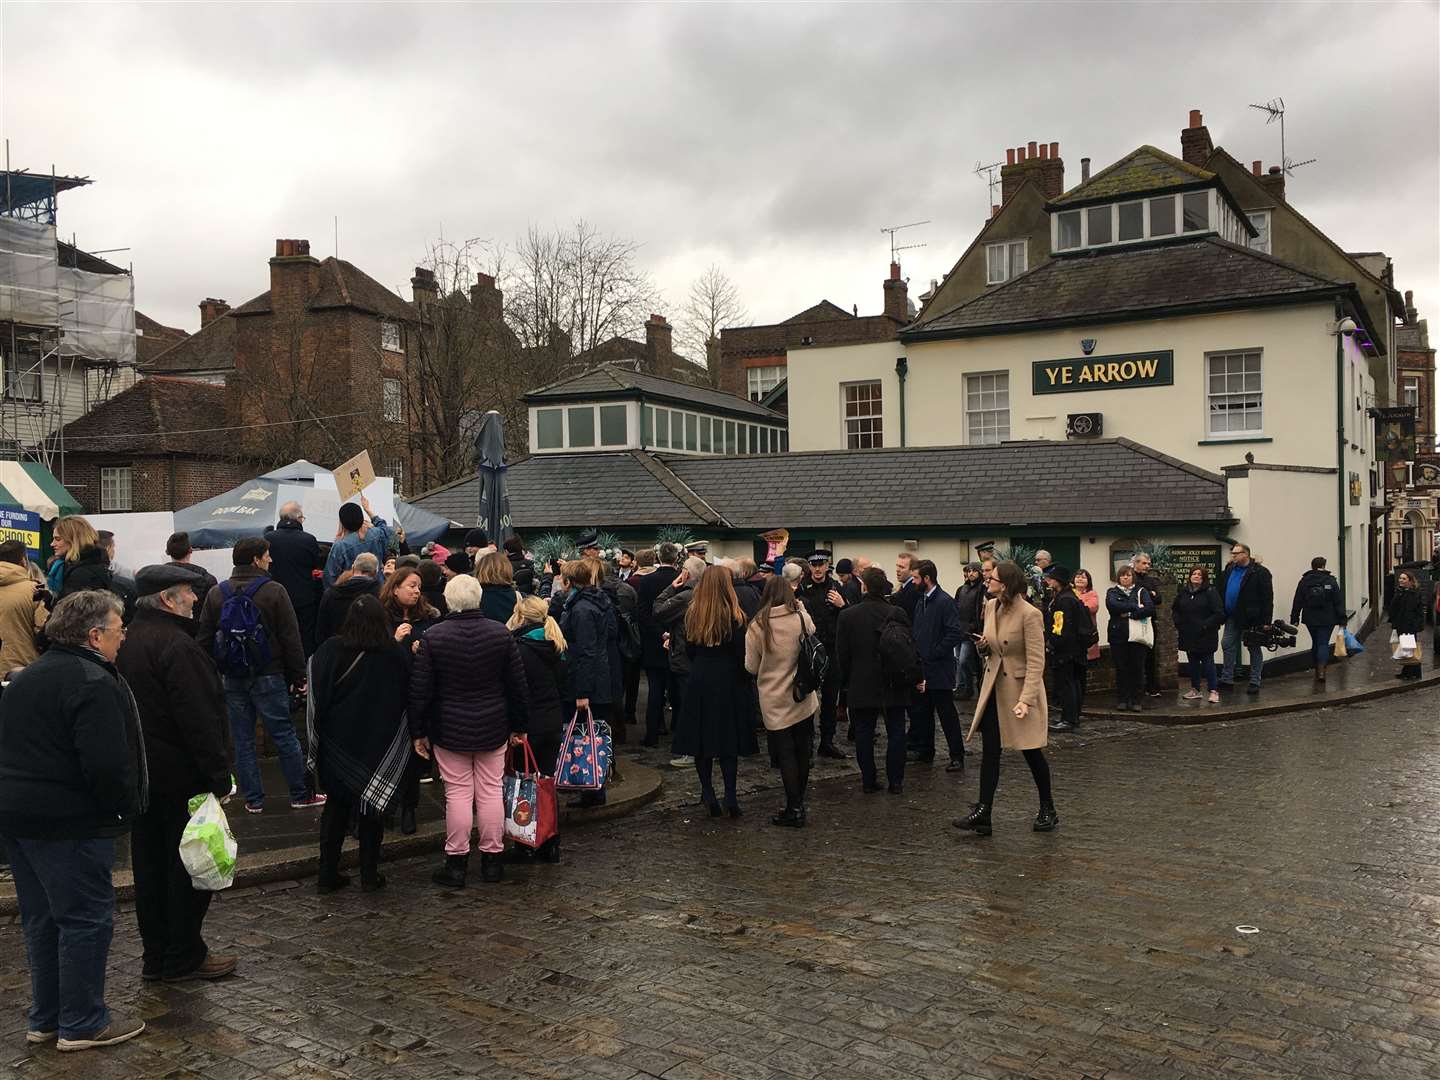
[62, 454, 259, 514]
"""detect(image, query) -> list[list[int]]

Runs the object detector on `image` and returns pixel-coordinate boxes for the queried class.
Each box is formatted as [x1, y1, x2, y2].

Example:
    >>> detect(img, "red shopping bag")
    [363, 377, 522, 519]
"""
[502, 737, 558, 849]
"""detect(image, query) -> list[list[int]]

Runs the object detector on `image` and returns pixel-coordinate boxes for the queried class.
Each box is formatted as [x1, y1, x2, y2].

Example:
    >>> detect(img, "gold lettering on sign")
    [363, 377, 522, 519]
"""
[1078, 366, 1094, 384]
[1061, 367, 1073, 384]
[1135, 357, 1158, 378]
[1106, 362, 1122, 382]
[1045, 367, 1060, 386]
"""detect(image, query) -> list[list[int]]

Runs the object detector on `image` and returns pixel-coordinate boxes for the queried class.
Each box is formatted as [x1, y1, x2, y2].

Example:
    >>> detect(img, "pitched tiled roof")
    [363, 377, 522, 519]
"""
[411, 439, 1231, 532]
[784, 301, 854, 324]
[139, 313, 235, 374]
[1053, 145, 1213, 206]
[1397, 320, 1431, 352]
[134, 311, 189, 366]
[907, 238, 1343, 339]
[58, 377, 229, 456]
[229, 257, 413, 321]
[523, 364, 783, 421]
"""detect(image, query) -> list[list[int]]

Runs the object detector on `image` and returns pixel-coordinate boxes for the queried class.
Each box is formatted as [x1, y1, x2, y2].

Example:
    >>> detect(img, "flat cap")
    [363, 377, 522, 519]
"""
[135, 563, 204, 598]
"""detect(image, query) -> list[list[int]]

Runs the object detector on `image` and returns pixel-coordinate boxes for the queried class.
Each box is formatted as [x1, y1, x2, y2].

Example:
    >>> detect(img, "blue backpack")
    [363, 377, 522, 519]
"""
[213, 579, 273, 677]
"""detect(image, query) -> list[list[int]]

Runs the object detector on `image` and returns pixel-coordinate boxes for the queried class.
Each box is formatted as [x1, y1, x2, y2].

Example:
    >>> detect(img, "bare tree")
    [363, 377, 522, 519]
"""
[679, 264, 748, 385]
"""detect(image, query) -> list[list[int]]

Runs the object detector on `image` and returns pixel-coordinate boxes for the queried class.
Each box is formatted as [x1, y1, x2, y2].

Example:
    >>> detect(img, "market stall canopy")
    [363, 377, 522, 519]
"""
[0, 461, 84, 520]
[173, 459, 455, 549]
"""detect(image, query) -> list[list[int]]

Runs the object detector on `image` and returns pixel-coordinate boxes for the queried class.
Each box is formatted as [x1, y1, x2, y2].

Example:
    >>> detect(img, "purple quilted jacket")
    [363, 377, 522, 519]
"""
[408, 610, 530, 753]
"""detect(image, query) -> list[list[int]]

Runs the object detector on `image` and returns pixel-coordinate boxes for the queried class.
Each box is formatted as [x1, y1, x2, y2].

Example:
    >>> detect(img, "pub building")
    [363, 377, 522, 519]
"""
[780, 109, 1417, 669]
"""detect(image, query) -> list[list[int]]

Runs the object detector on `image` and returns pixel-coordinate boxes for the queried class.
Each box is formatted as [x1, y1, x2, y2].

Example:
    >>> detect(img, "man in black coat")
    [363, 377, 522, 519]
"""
[633, 543, 681, 747]
[265, 503, 323, 656]
[907, 559, 965, 770]
[0, 589, 147, 1050]
[116, 566, 236, 984]
[314, 552, 382, 646]
[1132, 551, 1166, 698]
[952, 562, 986, 699]
[796, 550, 848, 758]
[1218, 542, 1275, 694]
[893, 553, 921, 620]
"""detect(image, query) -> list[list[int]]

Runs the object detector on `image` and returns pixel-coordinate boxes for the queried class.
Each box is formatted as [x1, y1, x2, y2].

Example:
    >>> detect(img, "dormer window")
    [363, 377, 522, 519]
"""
[1086, 206, 1111, 245]
[985, 240, 1027, 284]
[1182, 192, 1210, 232]
[1149, 196, 1176, 236]
[1118, 201, 1144, 241]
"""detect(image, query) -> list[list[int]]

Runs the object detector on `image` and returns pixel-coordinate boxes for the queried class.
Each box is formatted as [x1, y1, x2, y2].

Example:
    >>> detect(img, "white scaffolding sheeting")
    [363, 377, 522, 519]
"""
[0, 217, 60, 326]
[58, 267, 135, 364]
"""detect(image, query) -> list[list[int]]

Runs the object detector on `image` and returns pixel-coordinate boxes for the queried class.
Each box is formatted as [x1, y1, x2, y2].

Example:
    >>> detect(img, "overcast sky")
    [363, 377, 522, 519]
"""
[4, 2, 1437, 341]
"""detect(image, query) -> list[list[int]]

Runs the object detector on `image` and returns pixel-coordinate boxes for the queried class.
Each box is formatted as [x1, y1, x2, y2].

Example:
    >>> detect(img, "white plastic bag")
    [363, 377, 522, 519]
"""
[1128, 617, 1154, 649]
[1393, 633, 1418, 661]
[178, 793, 237, 891]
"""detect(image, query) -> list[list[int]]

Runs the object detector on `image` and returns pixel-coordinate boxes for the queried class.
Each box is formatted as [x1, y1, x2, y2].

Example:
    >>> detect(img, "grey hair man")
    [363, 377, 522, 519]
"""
[0, 589, 149, 1050]
[119, 566, 235, 984]
[265, 501, 323, 657]
[315, 552, 382, 647]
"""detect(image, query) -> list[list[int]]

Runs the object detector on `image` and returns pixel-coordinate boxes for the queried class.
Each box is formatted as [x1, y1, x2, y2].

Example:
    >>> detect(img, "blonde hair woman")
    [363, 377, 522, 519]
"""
[505, 595, 569, 861]
[46, 516, 98, 594]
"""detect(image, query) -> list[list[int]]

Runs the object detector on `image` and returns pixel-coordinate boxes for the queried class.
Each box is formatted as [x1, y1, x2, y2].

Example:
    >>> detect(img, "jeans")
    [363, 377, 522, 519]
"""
[1220, 618, 1265, 686]
[955, 640, 980, 698]
[4, 835, 115, 1039]
[226, 673, 311, 805]
[907, 686, 964, 762]
[1307, 624, 1335, 669]
[1186, 651, 1218, 692]
[851, 706, 907, 787]
[132, 795, 212, 979]
[433, 744, 507, 855]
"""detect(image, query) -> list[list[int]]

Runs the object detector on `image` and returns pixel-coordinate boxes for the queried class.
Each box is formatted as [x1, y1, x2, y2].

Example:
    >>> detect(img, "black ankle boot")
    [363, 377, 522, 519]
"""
[952, 802, 992, 835]
[770, 806, 803, 828]
[1033, 800, 1059, 832]
[400, 807, 417, 835]
[479, 853, 504, 884]
[432, 854, 467, 888]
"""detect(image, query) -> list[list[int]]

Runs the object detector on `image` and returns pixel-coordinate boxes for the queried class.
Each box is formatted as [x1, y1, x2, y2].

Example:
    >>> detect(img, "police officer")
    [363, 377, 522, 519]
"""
[796, 549, 847, 758]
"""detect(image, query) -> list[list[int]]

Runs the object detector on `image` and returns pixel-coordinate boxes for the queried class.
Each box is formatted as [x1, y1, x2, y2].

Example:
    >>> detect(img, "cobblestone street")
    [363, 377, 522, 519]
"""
[3, 688, 1438, 1080]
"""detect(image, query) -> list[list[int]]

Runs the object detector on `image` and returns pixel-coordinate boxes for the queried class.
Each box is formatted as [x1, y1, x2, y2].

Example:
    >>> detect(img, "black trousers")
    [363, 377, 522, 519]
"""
[977, 695, 1052, 808]
[817, 667, 841, 746]
[1143, 641, 1160, 694]
[132, 794, 212, 979]
[318, 790, 383, 884]
[399, 748, 431, 811]
[908, 687, 965, 762]
[851, 706, 906, 787]
[768, 717, 814, 810]
[668, 674, 688, 753]
[644, 666, 671, 745]
[623, 657, 642, 729]
[1113, 642, 1147, 706]
[1053, 657, 1086, 726]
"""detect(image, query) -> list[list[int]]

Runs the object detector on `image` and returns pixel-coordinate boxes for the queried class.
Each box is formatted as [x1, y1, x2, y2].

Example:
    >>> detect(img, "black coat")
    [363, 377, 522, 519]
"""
[116, 607, 230, 799]
[266, 519, 324, 649]
[560, 586, 619, 703]
[633, 566, 679, 669]
[652, 579, 695, 676]
[512, 625, 568, 745]
[953, 579, 986, 636]
[673, 623, 758, 759]
[0, 645, 146, 839]
[1045, 589, 1092, 661]
[839, 576, 863, 608]
[1389, 587, 1426, 635]
[733, 578, 763, 620]
[912, 586, 964, 689]
[797, 574, 845, 646]
[315, 575, 381, 646]
[892, 579, 921, 621]
[1106, 585, 1158, 646]
[1172, 585, 1225, 654]
[835, 596, 912, 710]
[1290, 569, 1346, 628]
[60, 546, 136, 622]
[1218, 562, 1274, 629]
[409, 610, 529, 753]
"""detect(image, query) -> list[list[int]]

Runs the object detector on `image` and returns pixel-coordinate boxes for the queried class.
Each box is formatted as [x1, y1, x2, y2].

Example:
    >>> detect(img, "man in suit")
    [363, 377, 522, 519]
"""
[908, 559, 966, 771]
[265, 502, 323, 656]
[633, 543, 681, 747]
[893, 552, 921, 620]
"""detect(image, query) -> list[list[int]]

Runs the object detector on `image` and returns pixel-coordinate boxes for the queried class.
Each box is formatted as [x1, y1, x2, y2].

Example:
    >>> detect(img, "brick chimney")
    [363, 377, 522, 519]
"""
[410, 267, 437, 311]
[1258, 164, 1286, 202]
[1000, 141, 1065, 204]
[268, 238, 320, 316]
[198, 297, 229, 327]
[644, 314, 673, 376]
[1180, 108, 1214, 167]
[883, 262, 909, 322]
[470, 272, 503, 321]
[1405, 289, 1418, 326]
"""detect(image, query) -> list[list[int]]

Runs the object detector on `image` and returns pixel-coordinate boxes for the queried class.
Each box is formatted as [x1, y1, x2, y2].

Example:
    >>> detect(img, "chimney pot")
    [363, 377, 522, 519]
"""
[1006, 147, 1015, 166]
[990, 204, 1000, 219]
[1252, 160, 1262, 176]
[1027, 140, 1038, 158]
[275, 239, 285, 257]
[1405, 289, 1413, 305]
[1081, 157, 1091, 183]
[1038, 144, 1049, 160]
[298, 240, 310, 256]
[1268, 165, 1282, 175]
[1189, 109, 1203, 128]
[1049, 141, 1059, 158]
[889, 261, 901, 280]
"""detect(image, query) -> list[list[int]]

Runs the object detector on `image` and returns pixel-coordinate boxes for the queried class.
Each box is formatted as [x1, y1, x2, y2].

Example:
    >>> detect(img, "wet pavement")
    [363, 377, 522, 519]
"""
[3, 685, 1438, 1079]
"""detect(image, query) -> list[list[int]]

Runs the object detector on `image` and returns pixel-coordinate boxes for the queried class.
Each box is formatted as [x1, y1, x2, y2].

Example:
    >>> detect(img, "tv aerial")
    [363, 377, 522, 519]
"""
[1248, 97, 1317, 176]
[973, 159, 1004, 206]
[881, 220, 929, 262]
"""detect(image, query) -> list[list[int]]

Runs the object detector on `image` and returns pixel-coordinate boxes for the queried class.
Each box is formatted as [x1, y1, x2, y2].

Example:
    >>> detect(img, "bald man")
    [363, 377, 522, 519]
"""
[264, 501, 323, 656]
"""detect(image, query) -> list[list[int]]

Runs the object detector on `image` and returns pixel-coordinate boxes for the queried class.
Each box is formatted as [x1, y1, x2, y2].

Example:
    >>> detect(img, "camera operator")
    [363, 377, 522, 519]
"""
[1218, 543, 1274, 695]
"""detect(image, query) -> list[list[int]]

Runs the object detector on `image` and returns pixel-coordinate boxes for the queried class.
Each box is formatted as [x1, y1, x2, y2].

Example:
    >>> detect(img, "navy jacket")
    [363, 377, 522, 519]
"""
[409, 610, 529, 753]
[561, 586, 619, 704]
[1106, 585, 1158, 647]
[912, 585, 963, 689]
[892, 579, 921, 621]
[1290, 570, 1345, 628]
[265, 519, 323, 616]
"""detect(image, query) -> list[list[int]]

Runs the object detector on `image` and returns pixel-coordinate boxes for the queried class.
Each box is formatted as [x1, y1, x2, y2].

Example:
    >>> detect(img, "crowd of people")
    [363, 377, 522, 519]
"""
[0, 503, 1436, 1052]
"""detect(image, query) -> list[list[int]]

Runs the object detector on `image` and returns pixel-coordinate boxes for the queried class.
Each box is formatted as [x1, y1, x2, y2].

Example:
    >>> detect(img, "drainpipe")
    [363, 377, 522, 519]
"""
[895, 356, 908, 448]
[1334, 299, 1348, 612]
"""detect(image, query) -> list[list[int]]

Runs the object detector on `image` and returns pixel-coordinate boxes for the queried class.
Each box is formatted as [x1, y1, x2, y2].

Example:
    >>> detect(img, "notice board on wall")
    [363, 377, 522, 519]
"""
[1166, 544, 1224, 584]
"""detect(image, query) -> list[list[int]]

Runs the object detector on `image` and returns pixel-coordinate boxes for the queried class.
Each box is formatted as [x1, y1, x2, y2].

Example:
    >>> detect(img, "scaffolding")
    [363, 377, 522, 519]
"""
[1, 159, 135, 478]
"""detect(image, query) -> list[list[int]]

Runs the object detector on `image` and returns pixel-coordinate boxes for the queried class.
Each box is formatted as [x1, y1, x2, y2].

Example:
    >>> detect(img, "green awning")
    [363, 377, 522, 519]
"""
[0, 461, 84, 520]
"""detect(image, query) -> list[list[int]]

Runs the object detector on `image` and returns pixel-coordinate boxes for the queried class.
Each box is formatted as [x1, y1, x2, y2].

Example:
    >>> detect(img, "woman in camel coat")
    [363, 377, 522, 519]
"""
[745, 575, 818, 828]
[954, 560, 1057, 837]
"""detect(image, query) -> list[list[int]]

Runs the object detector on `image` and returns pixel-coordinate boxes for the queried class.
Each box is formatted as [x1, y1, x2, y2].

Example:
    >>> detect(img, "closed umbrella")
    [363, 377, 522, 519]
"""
[475, 411, 514, 547]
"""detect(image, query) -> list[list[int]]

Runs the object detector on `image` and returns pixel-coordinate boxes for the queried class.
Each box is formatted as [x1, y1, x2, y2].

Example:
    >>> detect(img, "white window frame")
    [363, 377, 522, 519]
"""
[598, 403, 628, 447]
[382, 377, 403, 423]
[1246, 210, 1272, 254]
[100, 466, 133, 511]
[1402, 376, 1420, 409]
[984, 240, 1028, 284]
[1205, 349, 1264, 439]
[841, 380, 884, 450]
[535, 407, 565, 450]
[746, 364, 785, 402]
[386, 456, 407, 496]
[1052, 190, 1222, 253]
[964, 371, 1010, 446]
[380, 321, 403, 353]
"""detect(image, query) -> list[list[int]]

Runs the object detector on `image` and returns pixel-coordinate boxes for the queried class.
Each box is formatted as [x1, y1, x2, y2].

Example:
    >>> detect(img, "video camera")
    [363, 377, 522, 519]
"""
[1243, 619, 1299, 652]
